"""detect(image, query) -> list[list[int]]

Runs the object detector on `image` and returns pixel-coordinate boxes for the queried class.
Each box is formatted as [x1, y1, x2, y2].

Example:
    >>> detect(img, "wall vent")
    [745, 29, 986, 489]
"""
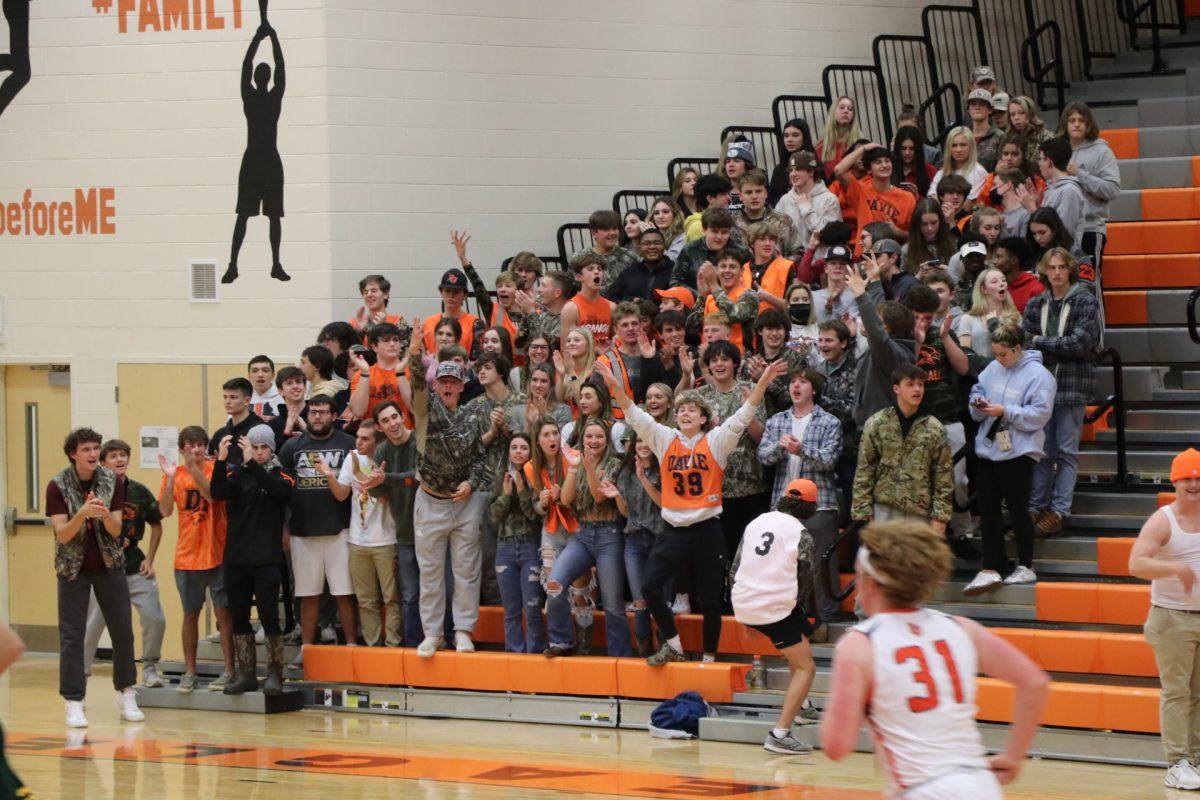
[189, 260, 219, 303]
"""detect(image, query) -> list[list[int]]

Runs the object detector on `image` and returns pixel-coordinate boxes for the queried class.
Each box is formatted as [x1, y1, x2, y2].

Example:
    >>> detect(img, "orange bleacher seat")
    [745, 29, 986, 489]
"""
[1107, 221, 1200, 256]
[1102, 290, 1147, 326]
[1080, 404, 1110, 442]
[1159, 492, 1176, 507]
[508, 656, 619, 697]
[616, 660, 749, 702]
[303, 644, 359, 683]
[976, 678, 1159, 733]
[992, 628, 1156, 677]
[1104, 254, 1200, 288]
[1037, 582, 1149, 626]
[1100, 128, 1139, 160]
[1096, 538, 1135, 577]
[1141, 187, 1200, 220]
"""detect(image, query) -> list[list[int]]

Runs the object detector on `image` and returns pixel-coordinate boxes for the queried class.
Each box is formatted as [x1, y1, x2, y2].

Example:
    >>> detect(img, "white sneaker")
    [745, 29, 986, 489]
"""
[1003, 566, 1038, 585]
[417, 637, 444, 658]
[65, 700, 88, 728]
[142, 664, 164, 688]
[255, 625, 266, 644]
[962, 570, 1003, 596]
[320, 625, 338, 644]
[454, 631, 475, 653]
[205, 631, 222, 643]
[1165, 759, 1200, 790]
[117, 688, 145, 722]
[671, 594, 691, 614]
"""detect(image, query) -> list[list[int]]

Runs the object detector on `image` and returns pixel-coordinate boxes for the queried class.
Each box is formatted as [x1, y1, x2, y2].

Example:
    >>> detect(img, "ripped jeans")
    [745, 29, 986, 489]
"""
[542, 528, 595, 632]
[495, 533, 546, 653]
[545, 521, 631, 656]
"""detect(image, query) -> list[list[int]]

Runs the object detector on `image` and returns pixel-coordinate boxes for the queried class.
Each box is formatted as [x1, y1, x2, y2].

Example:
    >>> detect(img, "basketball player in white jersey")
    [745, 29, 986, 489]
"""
[821, 522, 1048, 799]
[731, 478, 820, 755]
[1129, 448, 1200, 790]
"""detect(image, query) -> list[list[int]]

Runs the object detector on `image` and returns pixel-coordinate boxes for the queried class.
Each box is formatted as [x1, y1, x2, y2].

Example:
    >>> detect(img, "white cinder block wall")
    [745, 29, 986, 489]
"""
[1, 0, 948, 432]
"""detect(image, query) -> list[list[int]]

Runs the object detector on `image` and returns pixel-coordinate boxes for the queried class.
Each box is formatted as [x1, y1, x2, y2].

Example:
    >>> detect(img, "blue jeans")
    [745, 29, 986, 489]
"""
[623, 529, 657, 647]
[495, 534, 547, 653]
[545, 521, 631, 657]
[1031, 403, 1086, 516]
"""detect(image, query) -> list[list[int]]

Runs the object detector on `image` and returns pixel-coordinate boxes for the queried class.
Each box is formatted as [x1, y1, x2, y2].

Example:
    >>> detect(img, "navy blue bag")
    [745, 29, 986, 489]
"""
[649, 691, 712, 738]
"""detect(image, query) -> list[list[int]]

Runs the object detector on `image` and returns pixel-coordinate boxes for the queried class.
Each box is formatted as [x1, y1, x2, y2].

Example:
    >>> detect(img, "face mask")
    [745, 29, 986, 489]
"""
[789, 303, 811, 324]
[988, 188, 1003, 206]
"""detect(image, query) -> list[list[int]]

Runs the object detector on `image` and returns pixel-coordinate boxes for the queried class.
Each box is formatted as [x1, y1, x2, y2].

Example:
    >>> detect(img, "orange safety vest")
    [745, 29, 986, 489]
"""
[661, 436, 724, 512]
[704, 282, 751, 353]
[490, 304, 525, 367]
[741, 258, 793, 313]
[570, 292, 613, 351]
[596, 347, 636, 420]
[524, 460, 579, 534]
[422, 312, 479, 357]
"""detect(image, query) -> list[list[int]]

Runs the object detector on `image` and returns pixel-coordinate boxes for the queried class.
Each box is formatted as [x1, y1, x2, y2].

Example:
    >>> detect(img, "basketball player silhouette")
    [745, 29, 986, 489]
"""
[0, 0, 31, 120]
[224, 2, 287, 284]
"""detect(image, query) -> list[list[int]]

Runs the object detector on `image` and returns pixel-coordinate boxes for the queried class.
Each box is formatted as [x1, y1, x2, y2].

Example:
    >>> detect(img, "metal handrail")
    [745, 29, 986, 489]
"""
[916, 82, 963, 147]
[822, 519, 867, 603]
[1021, 20, 1067, 111]
[1118, 0, 1167, 73]
[1187, 286, 1200, 344]
[1084, 347, 1128, 485]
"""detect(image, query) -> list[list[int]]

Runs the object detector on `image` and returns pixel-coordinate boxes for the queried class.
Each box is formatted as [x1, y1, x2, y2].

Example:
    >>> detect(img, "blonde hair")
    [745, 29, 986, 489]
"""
[673, 390, 714, 432]
[560, 326, 596, 407]
[819, 96, 863, 163]
[651, 196, 686, 240]
[643, 382, 676, 425]
[944, 125, 980, 176]
[967, 267, 1020, 321]
[671, 167, 699, 198]
[859, 521, 950, 608]
[1008, 95, 1046, 135]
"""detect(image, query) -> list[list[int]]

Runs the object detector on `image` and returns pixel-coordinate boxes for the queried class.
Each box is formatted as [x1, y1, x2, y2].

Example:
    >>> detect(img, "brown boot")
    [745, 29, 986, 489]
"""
[223, 634, 258, 695]
[262, 635, 284, 696]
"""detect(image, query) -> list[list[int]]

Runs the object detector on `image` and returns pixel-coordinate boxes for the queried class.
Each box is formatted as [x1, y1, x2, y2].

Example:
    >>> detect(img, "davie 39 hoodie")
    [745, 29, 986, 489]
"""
[968, 349, 1057, 462]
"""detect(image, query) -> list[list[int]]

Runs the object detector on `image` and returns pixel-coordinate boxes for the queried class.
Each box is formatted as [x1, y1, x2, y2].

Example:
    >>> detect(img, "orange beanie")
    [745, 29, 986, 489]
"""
[1171, 448, 1200, 483]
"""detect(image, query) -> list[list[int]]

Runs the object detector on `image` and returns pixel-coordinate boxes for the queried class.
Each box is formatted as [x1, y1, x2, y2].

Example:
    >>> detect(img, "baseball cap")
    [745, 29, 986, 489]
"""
[971, 65, 997, 84]
[788, 151, 819, 171]
[959, 241, 987, 259]
[991, 91, 1011, 112]
[966, 88, 993, 105]
[826, 244, 853, 263]
[434, 361, 466, 382]
[785, 478, 818, 503]
[654, 286, 696, 310]
[872, 239, 902, 256]
[439, 268, 467, 291]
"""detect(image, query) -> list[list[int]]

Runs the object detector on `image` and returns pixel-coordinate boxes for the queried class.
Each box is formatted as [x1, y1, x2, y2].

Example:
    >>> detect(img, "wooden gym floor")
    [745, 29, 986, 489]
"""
[0, 655, 1170, 799]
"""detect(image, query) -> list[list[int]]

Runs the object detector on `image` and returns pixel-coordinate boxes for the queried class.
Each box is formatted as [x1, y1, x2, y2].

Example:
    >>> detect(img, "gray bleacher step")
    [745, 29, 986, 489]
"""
[954, 556, 1098, 576]
[1152, 387, 1200, 402]
[1139, 95, 1200, 127]
[1095, 365, 1165, 403]
[1136, 30, 1200, 49]
[923, 600, 1036, 621]
[1126, 408, 1200, 428]
[934, 581, 1034, 605]
[1064, 513, 1151, 531]
[197, 639, 301, 663]
[1093, 46, 1200, 73]
[1067, 73, 1189, 104]
[1095, 428, 1200, 444]
[1102, 328, 1199, 364]
[1091, 103, 1141, 129]
[1112, 190, 1200, 222]
[1117, 156, 1198, 189]
[1072, 490, 1160, 516]
[1182, 370, 1200, 389]
[698, 709, 1167, 766]
[135, 684, 305, 713]
[1079, 449, 1176, 476]
[1133, 125, 1200, 159]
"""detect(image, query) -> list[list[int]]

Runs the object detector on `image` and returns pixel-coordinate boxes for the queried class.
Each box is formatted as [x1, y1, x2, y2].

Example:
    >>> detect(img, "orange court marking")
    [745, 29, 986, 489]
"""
[6, 731, 879, 800]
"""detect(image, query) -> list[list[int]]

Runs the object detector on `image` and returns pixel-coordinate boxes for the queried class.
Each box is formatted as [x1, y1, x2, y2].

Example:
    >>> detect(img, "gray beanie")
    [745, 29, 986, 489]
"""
[246, 424, 276, 452]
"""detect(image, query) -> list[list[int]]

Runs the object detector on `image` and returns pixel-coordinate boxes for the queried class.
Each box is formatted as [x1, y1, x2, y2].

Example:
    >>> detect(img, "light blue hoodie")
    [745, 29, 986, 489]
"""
[968, 349, 1057, 462]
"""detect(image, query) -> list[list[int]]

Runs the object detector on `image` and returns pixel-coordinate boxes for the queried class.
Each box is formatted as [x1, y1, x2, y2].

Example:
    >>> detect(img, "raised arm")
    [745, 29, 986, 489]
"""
[267, 27, 285, 94]
[242, 29, 267, 98]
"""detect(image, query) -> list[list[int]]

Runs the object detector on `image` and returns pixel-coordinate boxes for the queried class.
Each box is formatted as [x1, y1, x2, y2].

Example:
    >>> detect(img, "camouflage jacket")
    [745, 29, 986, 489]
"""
[572, 245, 639, 292]
[738, 347, 808, 418]
[816, 350, 859, 442]
[53, 465, 125, 580]
[851, 406, 953, 523]
[733, 207, 802, 257]
[698, 380, 767, 499]
[519, 308, 562, 348]
[463, 389, 526, 492]
[411, 363, 486, 495]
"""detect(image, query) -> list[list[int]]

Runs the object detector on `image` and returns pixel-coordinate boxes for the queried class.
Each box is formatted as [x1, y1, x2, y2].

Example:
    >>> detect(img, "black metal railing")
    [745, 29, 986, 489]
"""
[556, 223, 593, 265]
[1118, 0, 1169, 73]
[721, 125, 783, 179]
[665, 157, 719, 190]
[1022, 20, 1067, 112]
[822, 520, 867, 603]
[1186, 285, 1200, 344]
[612, 189, 666, 217]
[1086, 347, 1129, 485]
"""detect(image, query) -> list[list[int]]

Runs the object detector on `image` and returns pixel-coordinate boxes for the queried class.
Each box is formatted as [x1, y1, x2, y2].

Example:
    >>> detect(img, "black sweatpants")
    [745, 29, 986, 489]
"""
[225, 563, 283, 636]
[642, 517, 727, 654]
[59, 567, 135, 701]
[978, 456, 1037, 573]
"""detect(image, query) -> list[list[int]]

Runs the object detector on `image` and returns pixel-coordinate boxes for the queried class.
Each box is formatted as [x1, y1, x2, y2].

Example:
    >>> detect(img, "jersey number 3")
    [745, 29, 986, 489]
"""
[754, 531, 775, 556]
[894, 640, 964, 713]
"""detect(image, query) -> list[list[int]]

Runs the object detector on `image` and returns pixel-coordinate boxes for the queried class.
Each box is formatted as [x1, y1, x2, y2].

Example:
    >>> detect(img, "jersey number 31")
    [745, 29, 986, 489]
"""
[894, 640, 964, 713]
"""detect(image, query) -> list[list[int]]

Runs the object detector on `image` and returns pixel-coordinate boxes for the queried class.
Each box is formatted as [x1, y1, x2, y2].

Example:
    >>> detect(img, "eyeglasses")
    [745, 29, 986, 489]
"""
[528, 343, 550, 350]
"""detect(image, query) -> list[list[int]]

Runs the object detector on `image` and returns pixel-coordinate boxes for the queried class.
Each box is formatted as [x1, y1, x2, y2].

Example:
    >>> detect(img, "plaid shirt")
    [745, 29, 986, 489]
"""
[1022, 285, 1099, 407]
[757, 405, 842, 509]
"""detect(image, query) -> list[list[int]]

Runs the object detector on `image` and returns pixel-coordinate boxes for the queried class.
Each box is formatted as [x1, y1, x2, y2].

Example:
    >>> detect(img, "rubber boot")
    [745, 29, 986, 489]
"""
[574, 623, 594, 656]
[223, 634, 258, 695]
[262, 635, 285, 696]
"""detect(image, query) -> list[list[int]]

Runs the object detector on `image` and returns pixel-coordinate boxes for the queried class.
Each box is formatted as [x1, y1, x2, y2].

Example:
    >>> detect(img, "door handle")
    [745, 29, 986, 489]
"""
[4, 507, 48, 532]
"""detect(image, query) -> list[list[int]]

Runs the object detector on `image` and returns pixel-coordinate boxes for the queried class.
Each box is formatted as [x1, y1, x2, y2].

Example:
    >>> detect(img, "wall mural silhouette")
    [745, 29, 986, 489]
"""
[223, 0, 288, 284]
[0, 0, 31, 120]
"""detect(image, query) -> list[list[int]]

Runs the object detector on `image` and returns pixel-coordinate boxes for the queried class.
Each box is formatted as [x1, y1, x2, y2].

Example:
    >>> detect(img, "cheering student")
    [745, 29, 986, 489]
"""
[597, 357, 788, 666]
[732, 479, 822, 754]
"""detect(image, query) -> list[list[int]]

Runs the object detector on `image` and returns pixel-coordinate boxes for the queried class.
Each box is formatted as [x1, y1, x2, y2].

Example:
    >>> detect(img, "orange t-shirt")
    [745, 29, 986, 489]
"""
[349, 362, 415, 428]
[845, 175, 916, 248]
[704, 282, 751, 353]
[742, 258, 793, 312]
[570, 292, 613, 352]
[661, 436, 724, 512]
[977, 172, 1047, 209]
[422, 312, 479, 357]
[348, 313, 404, 344]
[162, 461, 226, 571]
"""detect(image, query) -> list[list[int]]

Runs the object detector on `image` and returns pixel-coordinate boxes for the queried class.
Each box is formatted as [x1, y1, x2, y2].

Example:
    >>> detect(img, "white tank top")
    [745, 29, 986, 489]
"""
[853, 608, 988, 793]
[1151, 505, 1200, 611]
[731, 511, 807, 625]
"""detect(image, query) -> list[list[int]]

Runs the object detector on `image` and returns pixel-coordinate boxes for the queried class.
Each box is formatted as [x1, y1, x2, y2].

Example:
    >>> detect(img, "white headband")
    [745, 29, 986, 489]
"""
[856, 546, 891, 586]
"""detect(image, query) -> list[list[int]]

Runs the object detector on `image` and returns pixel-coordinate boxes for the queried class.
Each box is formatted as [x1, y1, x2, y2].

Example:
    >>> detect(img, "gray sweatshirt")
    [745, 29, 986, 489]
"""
[1042, 174, 1086, 247]
[1070, 138, 1122, 235]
